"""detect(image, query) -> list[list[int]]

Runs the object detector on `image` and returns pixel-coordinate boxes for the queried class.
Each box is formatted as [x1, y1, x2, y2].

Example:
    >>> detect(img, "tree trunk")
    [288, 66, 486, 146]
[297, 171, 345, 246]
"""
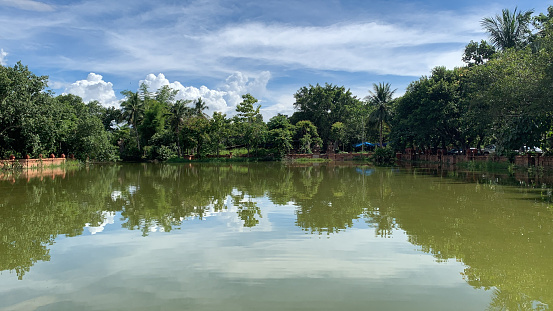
[379, 121, 383, 149]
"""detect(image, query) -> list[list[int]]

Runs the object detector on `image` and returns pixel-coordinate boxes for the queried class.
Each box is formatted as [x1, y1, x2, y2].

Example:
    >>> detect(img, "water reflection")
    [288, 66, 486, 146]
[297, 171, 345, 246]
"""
[0, 163, 552, 310]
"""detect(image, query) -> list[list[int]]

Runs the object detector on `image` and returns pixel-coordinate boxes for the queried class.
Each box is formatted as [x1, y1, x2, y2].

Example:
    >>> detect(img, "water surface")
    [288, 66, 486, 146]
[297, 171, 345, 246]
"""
[0, 163, 551, 310]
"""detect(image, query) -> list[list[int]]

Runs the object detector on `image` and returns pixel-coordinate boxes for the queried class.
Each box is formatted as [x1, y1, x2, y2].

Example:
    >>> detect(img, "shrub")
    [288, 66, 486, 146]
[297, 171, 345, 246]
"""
[371, 147, 396, 166]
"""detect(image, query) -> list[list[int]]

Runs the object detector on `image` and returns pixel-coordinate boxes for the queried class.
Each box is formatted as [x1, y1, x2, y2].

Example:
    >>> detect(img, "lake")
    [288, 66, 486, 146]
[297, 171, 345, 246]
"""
[0, 163, 551, 311]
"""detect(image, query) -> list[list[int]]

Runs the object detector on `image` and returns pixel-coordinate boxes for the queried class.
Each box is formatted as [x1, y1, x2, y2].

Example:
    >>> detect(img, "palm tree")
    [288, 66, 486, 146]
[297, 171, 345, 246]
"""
[366, 82, 396, 149]
[193, 97, 209, 118]
[120, 90, 144, 151]
[481, 7, 534, 51]
[169, 99, 193, 156]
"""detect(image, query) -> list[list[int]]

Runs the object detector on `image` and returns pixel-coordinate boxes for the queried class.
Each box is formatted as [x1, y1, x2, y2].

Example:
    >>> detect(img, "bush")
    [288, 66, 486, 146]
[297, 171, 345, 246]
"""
[156, 145, 177, 161]
[371, 147, 396, 166]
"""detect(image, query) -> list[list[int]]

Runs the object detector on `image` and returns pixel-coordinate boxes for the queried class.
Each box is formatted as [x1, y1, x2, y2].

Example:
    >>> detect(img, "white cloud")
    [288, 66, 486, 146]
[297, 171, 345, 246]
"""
[64, 73, 118, 107]
[0, 0, 54, 12]
[139, 71, 272, 116]
[84, 211, 115, 235]
[0, 48, 7, 66]
[83, 7, 484, 78]
[202, 20, 473, 76]
[6, 4, 489, 80]
[262, 94, 296, 120]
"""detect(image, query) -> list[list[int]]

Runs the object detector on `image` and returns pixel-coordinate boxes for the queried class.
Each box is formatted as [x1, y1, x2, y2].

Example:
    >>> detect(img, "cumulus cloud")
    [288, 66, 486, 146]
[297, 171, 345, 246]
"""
[64, 73, 118, 107]
[0, 0, 54, 12]
[0, 48, 7, 66]
[139, 71, 271, 116]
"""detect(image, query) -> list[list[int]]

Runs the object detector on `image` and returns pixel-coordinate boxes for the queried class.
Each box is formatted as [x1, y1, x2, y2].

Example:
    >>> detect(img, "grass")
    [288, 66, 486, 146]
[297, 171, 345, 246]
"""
[218, 148, 249, 156]
[167, 157, 259, 163]
[291, 158, 331, 163]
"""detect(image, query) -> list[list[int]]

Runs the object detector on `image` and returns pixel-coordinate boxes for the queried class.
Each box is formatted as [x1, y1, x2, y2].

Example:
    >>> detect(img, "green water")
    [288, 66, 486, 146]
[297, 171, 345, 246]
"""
[0, 163, 551, 311]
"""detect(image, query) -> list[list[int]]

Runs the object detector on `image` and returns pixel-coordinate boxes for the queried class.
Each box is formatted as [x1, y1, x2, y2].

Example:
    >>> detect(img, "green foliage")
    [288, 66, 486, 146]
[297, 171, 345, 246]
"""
[0, 62, 56, 157]
[268, 114, 294, 157]
[209, 111, 231, 156]
[183, 116, 211, 158]
[233, 94, 267, 157]
[466, 47, 552, 151]
[139, 100, 169, 145]
[156, 144, 178, 161]
[462, 40, 497, 66]
[366, 82, 396, 148]
[391, 67, 467, 151]
[330, 122, 346, 152]
[371, 147, 396, 166]
[120, 90, 144, 151]
[293, 83, 362, 146]
[295, 120, 322, 154]
[481, 7, 534, 50]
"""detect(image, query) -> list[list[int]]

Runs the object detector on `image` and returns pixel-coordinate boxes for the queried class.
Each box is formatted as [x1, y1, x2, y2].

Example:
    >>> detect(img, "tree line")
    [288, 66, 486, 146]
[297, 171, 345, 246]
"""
[1, 6, 552, 161]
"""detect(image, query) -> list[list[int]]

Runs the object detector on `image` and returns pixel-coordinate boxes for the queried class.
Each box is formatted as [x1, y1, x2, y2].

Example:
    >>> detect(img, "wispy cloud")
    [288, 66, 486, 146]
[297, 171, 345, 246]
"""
[0, 0, 54, 12]
[0, 1, 487, 76]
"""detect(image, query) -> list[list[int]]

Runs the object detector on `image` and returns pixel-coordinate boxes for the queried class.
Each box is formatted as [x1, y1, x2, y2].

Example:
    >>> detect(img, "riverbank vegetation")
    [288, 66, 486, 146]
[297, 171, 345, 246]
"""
[1, 6, 552, 162]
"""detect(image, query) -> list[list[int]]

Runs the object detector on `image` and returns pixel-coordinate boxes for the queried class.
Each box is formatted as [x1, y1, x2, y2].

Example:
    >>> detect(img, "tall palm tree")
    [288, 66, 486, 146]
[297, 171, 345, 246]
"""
[169, 99, 193, 156]
[193, 97, 209, 119]
[120, 90, 144, 151]
[366, 82, 396, 149]
[481, 7, 534, 51]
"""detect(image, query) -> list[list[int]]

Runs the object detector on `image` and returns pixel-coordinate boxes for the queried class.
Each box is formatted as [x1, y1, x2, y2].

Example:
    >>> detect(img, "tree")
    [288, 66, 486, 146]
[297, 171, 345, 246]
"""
[139, 100, 169, 148]
[330, 122, 346, 152]
[99, 106, 122, 132]
[464, 48, 552, 152]
[183, 115, 211, 157]
[366, 82, 396, 148]
[481, 7, 534, 51]
[120, 90, 144, 151]
[462, 40, 497, 66]
[73, 113, 118, 161]
[155, 85, 178, 104]
[0, 62, 57, 157]
[390, 67, 467, 151]
[209, 112, 230, 156]
[295, 120, 322, 154]
[344, 102, 372, 153]
[193, 97, 209, 119]
[268, 114, 294, 157]
[169, 99, 193, 157]
[234, 94, 265, 156]
[293, 83, 361, 146]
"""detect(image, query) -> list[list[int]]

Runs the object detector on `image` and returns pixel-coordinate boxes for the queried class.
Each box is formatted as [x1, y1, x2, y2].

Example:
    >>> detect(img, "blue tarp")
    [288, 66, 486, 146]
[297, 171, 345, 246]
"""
[354, 142, 376, 148]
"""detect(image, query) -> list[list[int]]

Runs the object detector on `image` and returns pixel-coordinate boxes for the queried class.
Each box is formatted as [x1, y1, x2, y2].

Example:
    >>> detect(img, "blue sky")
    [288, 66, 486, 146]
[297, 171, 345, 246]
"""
[0, 0, 551, 119]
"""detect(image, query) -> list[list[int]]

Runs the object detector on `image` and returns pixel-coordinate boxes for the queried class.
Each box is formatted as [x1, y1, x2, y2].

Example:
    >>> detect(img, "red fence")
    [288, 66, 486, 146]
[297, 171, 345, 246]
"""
[285, 152, 371, 161]
[397, 152, 553, 168]
[1, 158, 66, 169]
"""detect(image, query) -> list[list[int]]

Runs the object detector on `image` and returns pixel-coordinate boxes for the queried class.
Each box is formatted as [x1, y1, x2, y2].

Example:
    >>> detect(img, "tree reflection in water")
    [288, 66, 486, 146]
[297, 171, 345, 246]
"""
[0, 163, 552, 310]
